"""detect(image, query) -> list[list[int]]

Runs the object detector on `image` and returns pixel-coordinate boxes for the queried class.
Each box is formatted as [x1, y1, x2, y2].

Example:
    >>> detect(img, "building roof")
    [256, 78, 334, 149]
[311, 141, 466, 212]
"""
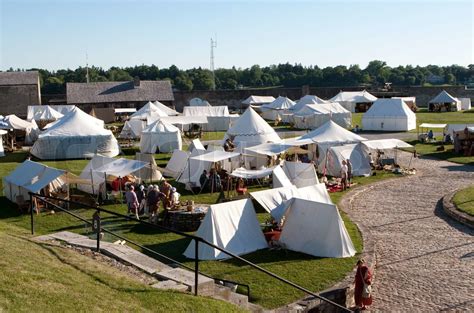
[66, 80, 174, 104]
[0, 71, 39, 86]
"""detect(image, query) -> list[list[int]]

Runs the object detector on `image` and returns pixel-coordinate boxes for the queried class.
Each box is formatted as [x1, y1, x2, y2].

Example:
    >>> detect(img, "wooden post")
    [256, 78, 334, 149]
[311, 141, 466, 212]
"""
[194, 239, 199, 296]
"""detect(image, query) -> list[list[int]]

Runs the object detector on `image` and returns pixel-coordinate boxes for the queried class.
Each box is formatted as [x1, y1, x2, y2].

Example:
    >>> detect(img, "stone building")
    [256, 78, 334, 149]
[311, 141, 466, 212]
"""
[66, 78, 174, 111]
[0, 71, 41, 118]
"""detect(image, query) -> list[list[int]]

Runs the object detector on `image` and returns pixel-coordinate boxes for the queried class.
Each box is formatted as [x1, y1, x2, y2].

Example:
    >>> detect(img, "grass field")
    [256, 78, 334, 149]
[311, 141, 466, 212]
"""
[0, 149, 408, 308]
[404, 141, 474, 165]
[452, 185, 474, 216]
[0, 221, 242, 313]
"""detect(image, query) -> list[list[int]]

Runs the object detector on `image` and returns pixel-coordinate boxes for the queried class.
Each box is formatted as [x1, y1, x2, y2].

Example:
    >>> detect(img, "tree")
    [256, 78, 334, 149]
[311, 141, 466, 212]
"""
[174, 74, 193, 91]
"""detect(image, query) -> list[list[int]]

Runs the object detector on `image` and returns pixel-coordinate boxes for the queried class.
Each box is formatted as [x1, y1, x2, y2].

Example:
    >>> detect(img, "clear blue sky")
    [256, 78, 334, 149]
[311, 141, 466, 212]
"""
[1, 0, 473, 71]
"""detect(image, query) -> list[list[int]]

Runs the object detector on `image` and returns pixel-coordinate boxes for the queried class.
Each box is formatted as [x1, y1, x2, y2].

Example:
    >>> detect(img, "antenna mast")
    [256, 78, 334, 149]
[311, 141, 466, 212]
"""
[210, 36, 217, 90]
[86, 52, 90, 83]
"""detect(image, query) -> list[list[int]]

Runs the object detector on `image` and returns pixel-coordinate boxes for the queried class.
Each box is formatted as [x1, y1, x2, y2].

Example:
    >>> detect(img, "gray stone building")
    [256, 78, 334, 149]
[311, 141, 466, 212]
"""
[0, 71, 41, 118]
[66, 79, 174, 111]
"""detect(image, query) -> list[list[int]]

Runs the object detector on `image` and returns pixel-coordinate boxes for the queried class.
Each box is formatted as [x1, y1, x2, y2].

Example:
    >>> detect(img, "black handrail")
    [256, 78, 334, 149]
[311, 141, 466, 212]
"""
[29, 193, 351, 312]
[30, 194, 251, 298]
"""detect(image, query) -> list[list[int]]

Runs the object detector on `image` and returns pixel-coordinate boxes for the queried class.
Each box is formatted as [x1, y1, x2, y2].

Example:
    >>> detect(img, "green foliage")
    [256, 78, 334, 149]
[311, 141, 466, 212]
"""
[452, 185, 474, 216]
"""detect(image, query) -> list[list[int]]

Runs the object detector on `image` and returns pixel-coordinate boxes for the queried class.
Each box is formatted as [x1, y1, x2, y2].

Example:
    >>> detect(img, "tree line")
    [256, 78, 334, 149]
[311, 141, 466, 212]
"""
[5, 60, 474, 94]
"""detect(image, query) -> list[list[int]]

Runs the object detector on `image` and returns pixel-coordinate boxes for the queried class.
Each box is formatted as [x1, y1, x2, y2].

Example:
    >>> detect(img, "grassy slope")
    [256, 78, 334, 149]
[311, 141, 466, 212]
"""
[0, 221, 242, 313]
[452, 185, 474, 216]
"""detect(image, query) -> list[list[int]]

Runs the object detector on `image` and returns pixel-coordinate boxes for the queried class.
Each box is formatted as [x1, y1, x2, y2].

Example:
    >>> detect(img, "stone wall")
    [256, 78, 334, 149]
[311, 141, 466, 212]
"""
[174, 86, 474, 112]
[0, 85, 41, 118]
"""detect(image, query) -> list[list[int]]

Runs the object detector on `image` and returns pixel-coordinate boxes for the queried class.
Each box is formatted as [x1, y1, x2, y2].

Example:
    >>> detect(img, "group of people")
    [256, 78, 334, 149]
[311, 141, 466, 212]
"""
[124, 180, 181, 223]
[199, 168, 225, 192]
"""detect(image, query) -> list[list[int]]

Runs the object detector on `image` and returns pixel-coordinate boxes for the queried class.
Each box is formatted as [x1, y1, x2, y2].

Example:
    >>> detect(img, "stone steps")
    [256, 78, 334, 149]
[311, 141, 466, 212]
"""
[35, 231, 261, 311]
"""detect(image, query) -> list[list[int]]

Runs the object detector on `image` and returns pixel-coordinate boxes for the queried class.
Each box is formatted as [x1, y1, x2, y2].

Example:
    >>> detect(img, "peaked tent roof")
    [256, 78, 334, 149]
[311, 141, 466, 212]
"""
[329, 90, 377, 103]
[326, 143, 371, 177]
[38, 107, 109, 137]
[429, 90, 458, 104]
[225, 107, 281, 145]
[281, 161, 319, 188]
[300, 120, 367, 144]
[364, 98, 416, 118]
[291, 95, 328, 112]
[262, 96, 296, 110]
[164, 149, 190, 178]
[242, 95, 276, 105]
[130, 102, 168, 120]
[153, 101, 179, 116]
[28, 105, 64, 121]
[279, 198, 356, 258]
[118, 119, 146, 139]
[142, 119, 180, 134]
[183, 199, 268, 260]
[294, 102, 350, 115]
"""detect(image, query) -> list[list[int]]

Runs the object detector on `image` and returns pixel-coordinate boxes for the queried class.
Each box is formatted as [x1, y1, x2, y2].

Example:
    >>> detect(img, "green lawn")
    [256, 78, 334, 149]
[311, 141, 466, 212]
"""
[0, 145, 404, 308]
[452, 185, 474, 216]
[404, 140, 474, 165]
[0, 221, 242, 313]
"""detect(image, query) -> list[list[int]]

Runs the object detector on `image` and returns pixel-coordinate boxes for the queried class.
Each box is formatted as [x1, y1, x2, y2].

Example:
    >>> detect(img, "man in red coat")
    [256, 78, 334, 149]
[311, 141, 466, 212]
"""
[354, 259, 373, 310]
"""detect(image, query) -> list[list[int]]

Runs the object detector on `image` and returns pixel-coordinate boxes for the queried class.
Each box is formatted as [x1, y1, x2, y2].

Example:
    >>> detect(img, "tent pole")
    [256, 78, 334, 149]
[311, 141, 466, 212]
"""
[90, 169, 95, 196]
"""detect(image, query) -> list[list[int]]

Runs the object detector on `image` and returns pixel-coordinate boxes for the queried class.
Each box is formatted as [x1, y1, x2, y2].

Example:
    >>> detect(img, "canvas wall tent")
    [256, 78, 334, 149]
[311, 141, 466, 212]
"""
[164, 149, 190, 178]
[118, 119, 146, 139]
[0, 129, 6, 157]
[130, 102, 168, 121]
[428, 90, 462, 111]
[459, 98, 471, 110]
[278, 198, 356, 258]
[299, 120, 367, 172]
[140, 120, 182, 153]
[292, 102, 352, 129]
[27, 105, 64, 122]
[188, 139, 206, 153]
[50, 105, 76, 115]
[0, 114, 39, 145]
[446, 124, 474, 134]
[189, 98, 211, 107]
[362, 98, 417, 131]
[291, 95, 328, 113]
[30, 108, 120, 160]
[77, 155, 150, 195]
[183, 106, 237, 131]
[224, 107, 281, 150]
[3, 160, 67, 203]
[329, 90, 377, 113]
[325, 143, 371, 178]
[27, 105, 74, 121]
[153, 101, 179, 116]
[260, 96, 296, 120]
[242, 95, 275, 106]
[135, 153, 163, 182]
[361, 139, 413, 150]
[183, 199, 268, 260]
[392, 97, 416, 111]
[250, 183, 331, 213]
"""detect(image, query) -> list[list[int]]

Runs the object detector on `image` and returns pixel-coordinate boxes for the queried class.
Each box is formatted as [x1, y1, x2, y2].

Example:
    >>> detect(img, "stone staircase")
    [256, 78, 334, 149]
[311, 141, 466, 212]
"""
[34, 231, 264, 312]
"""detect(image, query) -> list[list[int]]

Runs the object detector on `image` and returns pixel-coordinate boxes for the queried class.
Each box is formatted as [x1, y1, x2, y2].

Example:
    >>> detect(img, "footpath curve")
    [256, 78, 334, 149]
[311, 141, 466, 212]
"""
[340, 152, 474, 311]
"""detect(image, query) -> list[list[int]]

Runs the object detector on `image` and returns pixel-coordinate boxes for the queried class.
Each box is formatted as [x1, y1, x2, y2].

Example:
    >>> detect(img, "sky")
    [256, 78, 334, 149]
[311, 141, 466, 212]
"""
[0, 0, 473, 71]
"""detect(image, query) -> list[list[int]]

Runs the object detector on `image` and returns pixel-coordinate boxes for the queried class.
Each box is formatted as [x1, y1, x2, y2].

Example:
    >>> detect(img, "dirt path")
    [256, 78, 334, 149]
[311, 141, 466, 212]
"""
[346, 152, 474, 311]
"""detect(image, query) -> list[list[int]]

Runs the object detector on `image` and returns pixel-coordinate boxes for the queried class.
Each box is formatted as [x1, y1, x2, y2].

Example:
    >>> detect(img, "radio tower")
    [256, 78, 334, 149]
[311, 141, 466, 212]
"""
[210, 36, 217, 90]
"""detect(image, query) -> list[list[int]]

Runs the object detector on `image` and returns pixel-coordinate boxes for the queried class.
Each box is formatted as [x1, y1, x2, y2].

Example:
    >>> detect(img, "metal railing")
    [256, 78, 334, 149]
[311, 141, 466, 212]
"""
[29, 192, 351, 312]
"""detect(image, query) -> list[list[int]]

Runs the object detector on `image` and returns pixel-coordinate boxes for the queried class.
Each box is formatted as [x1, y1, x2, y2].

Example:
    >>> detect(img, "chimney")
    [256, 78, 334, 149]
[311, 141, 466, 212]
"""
[133, 76, 140, 88]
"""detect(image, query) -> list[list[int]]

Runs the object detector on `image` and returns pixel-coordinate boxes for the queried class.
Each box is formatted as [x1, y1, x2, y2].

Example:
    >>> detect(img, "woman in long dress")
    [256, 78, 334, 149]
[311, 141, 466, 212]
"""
[354, 259, 373, 310]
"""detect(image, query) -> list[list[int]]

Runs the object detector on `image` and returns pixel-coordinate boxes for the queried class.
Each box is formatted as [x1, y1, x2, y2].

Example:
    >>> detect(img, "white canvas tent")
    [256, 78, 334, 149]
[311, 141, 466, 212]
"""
[3, 160, 67, 203]
[362, 98, 417, 131]
[278, 198, 356, 258]
[183, 106, 237, 131]
[326, 143, 371, 177]
[135, 153, 163, 182]
[183, 199, 268, 260]
[31, 108, 119, 160]
[291, 95, 328, 113]
[242, 95, 275, 106]
[329, 90, 377, 113]
[153, 101, 179, 116]
[446, 123, 474, 134]
[224, 107, 281, 149]
[140, 120, 182, 153]
[292, 102, 352, 129]
[27, 105, 64, 122]
[0, 114, 39, 144]
[362, 139, 413, 150]
[260, 96, 296, 120]
[165, 149, 190, 178]
[130, 102, 169, 120]
[118, 119, 146, 139]
[429, 90, 461, 111]
[188, 139, 206, 153]
[0, 129, 6, 157]
[280, 161, 319, 188]
[459, 98, 471, 110]
[183, 106, 229, 117]
[77, 155, 150, 195]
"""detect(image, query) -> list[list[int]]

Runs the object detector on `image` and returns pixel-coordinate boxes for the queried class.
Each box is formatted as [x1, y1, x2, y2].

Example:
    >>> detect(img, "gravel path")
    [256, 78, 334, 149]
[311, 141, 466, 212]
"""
[346, 152, 474, 312]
